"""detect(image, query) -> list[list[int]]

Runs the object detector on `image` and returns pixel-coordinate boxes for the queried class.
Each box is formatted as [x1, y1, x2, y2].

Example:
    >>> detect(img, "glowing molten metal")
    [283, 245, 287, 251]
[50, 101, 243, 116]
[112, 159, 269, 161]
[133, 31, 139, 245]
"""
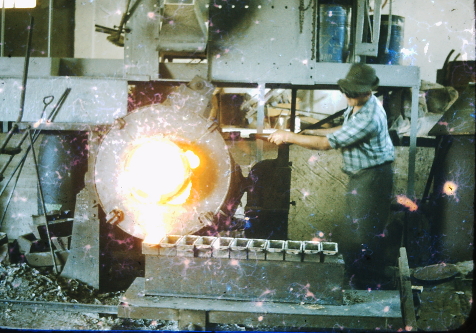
[124, 138, 200, 205]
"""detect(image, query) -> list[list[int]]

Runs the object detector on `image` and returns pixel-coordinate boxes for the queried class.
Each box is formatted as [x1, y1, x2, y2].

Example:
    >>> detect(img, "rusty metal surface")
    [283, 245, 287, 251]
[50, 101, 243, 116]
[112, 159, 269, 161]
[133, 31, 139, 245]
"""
[94, 100, 232, 239]
[119, 277, 403, 331]
[144, 255, 344, 305]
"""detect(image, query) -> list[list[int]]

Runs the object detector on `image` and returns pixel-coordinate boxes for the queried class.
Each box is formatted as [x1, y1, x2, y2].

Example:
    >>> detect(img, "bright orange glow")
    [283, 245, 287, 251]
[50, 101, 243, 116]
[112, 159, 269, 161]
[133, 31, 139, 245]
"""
[443, 181, 458, 196]
[396, 195, 418, 212]
[124, 138, 199, 205]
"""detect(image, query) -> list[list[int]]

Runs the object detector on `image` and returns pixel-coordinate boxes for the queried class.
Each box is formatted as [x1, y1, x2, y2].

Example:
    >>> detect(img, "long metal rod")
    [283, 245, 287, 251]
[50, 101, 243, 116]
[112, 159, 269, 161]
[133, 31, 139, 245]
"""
[48, 0, 53, 57]
[1, 1, 5, 57]
[18, 16, 34, 123]
[28, 128, 59, 274]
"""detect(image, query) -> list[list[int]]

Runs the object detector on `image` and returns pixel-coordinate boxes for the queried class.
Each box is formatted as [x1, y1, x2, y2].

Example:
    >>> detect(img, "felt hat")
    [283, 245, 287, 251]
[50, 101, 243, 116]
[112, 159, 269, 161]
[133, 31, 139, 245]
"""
[337, 63, 380, 93]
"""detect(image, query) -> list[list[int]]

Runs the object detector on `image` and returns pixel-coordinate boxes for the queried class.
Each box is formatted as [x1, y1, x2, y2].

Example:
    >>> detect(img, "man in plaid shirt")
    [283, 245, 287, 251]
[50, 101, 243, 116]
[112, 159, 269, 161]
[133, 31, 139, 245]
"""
[269, 63, 395, 289]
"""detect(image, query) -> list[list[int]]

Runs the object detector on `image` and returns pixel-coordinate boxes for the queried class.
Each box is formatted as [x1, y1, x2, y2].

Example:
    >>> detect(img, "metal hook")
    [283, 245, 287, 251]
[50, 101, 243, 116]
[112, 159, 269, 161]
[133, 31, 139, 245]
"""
[41, 96, 54, 120]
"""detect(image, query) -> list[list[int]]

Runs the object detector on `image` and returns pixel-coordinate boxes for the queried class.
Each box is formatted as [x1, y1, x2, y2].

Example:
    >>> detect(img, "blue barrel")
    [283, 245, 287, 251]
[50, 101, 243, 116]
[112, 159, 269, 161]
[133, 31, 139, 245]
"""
[318, 4, 351, 63]
[368, 15, 405, 65]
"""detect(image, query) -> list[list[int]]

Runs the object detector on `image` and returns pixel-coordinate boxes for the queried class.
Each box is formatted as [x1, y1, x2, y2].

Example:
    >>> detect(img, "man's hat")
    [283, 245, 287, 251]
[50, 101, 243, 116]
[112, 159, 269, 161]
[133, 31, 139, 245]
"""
[337, 63, 380, 93]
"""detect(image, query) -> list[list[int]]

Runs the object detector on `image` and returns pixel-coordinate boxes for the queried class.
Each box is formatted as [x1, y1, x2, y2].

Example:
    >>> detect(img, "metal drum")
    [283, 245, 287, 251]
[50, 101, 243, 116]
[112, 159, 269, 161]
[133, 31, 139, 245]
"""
[367, 15, 405, 65]
[318, 3, 351, 63]
[38, 131, 88, 215]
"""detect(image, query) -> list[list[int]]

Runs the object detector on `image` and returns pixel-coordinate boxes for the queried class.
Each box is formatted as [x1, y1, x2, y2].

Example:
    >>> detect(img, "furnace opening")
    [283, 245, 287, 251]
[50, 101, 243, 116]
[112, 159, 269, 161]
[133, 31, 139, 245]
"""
[123, 137, 200, 205]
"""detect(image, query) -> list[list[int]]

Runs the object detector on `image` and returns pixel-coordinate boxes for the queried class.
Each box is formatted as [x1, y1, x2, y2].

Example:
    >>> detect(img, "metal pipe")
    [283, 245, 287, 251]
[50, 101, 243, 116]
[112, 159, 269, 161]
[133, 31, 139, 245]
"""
[1, 1, 5, 57]
[28, 128, 59, 274]
[48, 0, 53, 57]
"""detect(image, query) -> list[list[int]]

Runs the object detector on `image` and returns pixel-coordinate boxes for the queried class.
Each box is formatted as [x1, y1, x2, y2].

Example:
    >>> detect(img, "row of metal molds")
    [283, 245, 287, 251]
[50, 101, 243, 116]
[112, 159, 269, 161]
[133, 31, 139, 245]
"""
[142, 236, 344, 305]
[142, 235, 339, 261]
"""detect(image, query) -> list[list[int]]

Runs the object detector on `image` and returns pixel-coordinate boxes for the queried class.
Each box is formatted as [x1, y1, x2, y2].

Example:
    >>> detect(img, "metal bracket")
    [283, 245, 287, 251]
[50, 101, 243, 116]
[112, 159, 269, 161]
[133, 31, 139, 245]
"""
[354, 0, 382, 57]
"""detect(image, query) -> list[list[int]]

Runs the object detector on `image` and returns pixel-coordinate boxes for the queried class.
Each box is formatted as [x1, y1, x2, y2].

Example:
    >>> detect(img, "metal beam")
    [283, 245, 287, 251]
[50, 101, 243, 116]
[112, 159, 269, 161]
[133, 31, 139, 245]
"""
[119, 277, 404, 331]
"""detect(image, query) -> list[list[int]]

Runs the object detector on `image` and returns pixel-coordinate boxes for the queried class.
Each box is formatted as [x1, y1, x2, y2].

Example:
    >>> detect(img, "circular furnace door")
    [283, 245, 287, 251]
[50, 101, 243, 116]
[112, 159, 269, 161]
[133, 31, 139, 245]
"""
[94, 103, 232, 241]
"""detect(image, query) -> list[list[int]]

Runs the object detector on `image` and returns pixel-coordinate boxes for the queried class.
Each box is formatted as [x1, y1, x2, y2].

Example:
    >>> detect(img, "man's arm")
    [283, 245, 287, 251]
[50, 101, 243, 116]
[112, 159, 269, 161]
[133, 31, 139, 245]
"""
[268, 129, 332, 150]
[301, 126, 342, 136]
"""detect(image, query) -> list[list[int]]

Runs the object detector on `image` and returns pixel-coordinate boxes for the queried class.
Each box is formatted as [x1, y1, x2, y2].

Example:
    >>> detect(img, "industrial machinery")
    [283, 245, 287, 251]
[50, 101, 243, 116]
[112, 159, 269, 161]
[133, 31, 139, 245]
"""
[0, 0, 427, 331]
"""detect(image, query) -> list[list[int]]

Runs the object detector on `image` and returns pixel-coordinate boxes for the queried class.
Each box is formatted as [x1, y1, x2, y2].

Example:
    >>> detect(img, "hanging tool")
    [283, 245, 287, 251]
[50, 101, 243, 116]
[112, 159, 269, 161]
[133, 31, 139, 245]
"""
[40, 96, 54, 121]
[94, 0, 143, 47]
[0, 89, 69, 228]
[0, 90, 67, 182]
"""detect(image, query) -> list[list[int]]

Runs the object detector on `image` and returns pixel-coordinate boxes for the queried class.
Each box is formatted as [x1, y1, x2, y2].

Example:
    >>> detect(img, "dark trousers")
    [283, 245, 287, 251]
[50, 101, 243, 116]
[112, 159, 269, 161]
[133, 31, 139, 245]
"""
[340, 162, 394, 289]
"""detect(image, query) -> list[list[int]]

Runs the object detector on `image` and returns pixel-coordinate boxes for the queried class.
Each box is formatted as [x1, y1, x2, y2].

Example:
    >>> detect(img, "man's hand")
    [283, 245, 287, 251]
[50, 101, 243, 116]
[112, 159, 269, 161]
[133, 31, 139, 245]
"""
[268, 129, 290, 145]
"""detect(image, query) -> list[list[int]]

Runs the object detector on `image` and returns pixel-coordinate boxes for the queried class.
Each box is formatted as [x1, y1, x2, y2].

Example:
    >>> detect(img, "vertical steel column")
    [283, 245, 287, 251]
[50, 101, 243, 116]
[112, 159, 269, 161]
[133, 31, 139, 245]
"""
[407, 84, 420, 198]
[290, 88, 297, 132]
[1, 2, 5, 57]
[256, 83, 266, 162]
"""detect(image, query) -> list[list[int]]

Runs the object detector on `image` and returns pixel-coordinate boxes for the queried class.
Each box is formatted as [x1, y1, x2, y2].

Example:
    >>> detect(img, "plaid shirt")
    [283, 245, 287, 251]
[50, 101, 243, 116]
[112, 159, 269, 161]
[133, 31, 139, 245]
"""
[326, 95, 394, 173]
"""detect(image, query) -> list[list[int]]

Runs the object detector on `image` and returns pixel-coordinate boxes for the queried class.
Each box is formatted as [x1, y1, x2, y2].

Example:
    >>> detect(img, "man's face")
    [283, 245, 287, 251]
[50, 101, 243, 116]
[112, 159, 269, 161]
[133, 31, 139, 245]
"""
[344, 94, 370, 107]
